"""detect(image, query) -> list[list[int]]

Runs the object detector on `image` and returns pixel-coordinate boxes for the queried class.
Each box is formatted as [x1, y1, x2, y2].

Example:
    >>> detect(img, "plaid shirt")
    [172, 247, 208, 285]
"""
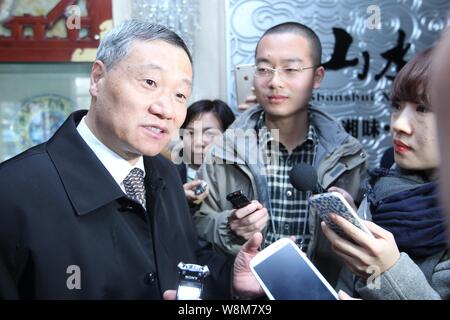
[256, 112, 318, 251]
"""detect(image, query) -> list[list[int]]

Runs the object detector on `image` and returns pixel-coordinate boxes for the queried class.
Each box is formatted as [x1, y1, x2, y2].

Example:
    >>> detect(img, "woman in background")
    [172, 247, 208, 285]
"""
[179, 99, 235, 209]
[323, 48, 450, 300]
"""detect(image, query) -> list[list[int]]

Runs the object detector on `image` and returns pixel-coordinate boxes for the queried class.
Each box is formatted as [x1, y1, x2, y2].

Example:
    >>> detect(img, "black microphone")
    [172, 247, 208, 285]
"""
[289, 163, 324, 193]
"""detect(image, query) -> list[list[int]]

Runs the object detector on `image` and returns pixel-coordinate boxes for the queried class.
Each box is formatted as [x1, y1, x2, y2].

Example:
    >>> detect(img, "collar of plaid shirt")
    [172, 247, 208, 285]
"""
[255, 111, 318, 151]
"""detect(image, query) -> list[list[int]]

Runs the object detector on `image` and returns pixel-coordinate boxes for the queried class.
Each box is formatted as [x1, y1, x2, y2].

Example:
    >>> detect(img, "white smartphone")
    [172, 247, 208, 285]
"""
[234, 64, 255, 105]
[250, 238, 338, 300]
[309, 191, 374, 240]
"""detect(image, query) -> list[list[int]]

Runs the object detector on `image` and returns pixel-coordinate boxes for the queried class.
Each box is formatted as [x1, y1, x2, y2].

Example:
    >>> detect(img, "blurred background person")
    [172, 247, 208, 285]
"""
[431, 25, 450, 246]
[179, 99, 235, 209]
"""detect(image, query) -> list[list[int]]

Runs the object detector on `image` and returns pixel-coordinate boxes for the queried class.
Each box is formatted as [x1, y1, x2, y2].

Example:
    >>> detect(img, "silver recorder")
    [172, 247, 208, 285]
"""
[176, 262, 210, 300]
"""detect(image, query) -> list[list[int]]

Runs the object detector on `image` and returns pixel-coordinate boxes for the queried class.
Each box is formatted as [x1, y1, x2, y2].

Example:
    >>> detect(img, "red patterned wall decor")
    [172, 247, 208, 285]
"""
[0, 0, 112, 62]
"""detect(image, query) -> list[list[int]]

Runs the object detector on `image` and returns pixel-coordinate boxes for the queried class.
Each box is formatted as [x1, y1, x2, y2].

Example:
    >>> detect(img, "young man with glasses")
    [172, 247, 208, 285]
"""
[193, 22, 368, 286]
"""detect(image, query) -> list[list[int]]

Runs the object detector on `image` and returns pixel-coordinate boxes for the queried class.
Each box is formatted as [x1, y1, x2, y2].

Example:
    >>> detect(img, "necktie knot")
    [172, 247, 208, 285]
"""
[123, 168, 146, 209]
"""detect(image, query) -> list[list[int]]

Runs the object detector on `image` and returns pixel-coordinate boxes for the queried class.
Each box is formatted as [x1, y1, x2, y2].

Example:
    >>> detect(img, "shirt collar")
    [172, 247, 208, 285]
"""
[76, 116, 145, 191]
[256, 111, 317, 149]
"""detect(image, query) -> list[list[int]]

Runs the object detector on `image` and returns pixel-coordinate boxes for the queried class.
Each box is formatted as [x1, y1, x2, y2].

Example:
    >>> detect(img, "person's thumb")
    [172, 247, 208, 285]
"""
[242, 232, 263, 253]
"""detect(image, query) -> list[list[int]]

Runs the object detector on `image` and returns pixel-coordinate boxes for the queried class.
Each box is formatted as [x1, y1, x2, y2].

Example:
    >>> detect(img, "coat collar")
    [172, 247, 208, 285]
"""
[46, 110, 165, 216]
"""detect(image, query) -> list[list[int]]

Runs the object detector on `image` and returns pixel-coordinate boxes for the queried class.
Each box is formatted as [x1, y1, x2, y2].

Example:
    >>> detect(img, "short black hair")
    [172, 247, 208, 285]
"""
[181, 99, 235, 131]
[255, 22, 322, 67]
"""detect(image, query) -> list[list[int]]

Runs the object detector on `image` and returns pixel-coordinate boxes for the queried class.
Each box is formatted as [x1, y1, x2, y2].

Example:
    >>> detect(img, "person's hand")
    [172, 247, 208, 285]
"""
[183, 180, 209, 205]
[238, 93, 257, 111]
[338, 290, 361, 300]
[232, 232, 265, 298]
[327, 186, 357, 211]
[228, 201, 268, 240]
[163, 290, 176, 300]
[321, 213, 400, 280]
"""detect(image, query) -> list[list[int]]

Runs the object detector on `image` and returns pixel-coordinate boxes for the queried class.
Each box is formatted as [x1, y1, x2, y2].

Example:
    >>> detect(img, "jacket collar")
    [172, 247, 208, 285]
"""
[210, 105, 356, 164]
[46, 110, 130, 215]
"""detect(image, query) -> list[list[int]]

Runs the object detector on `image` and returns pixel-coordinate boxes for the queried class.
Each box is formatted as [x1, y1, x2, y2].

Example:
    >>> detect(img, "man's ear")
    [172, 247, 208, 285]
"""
[312, 66, 325, 89]
[89, 60, 107, 97]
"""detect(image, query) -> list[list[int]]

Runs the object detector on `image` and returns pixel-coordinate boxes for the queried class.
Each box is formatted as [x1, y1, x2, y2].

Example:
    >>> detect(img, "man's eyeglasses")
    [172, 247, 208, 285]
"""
[254, 65, 316, 80]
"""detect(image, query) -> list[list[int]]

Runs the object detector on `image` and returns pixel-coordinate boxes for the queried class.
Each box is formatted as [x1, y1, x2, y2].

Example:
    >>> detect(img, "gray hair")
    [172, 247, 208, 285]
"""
[96, 19, 192, 70]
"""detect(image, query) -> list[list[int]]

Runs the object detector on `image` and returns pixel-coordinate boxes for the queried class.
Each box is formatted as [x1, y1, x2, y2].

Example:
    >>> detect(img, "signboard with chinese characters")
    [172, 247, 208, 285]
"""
[228, 0, 449, 167]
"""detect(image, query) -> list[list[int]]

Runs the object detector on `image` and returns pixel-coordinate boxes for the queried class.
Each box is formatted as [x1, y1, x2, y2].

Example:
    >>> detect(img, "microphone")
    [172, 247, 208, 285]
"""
[289, 163, 324, 193]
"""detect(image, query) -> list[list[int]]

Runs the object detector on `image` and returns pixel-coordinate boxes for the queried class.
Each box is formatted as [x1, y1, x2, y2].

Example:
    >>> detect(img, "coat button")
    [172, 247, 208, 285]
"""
[144, 272, 157, 285]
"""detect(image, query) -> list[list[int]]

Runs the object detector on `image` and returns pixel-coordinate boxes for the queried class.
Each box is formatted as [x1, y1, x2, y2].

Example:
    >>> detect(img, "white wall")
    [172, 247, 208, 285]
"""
[190, 0, 228, 104]
[112, 0, 132, 26]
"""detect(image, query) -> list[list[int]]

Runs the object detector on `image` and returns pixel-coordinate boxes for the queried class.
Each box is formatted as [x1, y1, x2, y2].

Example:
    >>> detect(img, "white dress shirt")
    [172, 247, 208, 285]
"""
[76, 116, 145, 194]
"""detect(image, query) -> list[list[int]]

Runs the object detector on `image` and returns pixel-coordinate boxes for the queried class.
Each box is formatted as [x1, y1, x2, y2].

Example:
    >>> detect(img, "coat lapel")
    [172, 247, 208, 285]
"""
[46, 110, 125, 216]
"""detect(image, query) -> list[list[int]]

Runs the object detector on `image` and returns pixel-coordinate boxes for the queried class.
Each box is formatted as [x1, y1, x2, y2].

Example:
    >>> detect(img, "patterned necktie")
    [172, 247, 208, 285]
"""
[123, 168, 146, 210]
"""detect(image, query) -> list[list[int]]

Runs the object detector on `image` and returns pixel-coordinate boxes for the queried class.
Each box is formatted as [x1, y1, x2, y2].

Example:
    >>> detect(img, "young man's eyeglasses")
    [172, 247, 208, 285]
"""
[254, 65, 316, 80]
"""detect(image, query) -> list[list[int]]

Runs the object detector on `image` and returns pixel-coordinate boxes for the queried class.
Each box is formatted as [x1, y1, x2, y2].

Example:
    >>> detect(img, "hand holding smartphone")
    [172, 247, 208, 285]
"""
[309, 191, 373, 240]
[250, 238, 338, 300]
[226, 190, 268, 240]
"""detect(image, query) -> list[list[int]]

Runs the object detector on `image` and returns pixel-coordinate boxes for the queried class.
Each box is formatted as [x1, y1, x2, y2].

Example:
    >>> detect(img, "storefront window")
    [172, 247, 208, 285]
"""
[0, 62, 91, 161]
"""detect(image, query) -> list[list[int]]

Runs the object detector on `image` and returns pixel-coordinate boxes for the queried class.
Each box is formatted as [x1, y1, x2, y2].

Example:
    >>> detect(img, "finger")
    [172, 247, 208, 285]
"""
[327, 187, 356, 210]
[320, 221, 340, 242]
[196, 191, 208, 202]
[237, 208, 268, 227]
[238, 231, 254, 241]
[253, 212, 269, 231]
[163, 290, 177, 300]
[231, 214, 267, 237]
[363, 221, 392, 239]
[328, 186, 349, 196]
[194, 188, 209, 202]
[250, 200, 263, 209]
[234, 214, 268, 236]
[229, 221, 255, 237]
[329, 213, 375, 252]
[321, 221, 372, 264]
[233, 202, 262, 219]
[228, 209, 238, 220]
[230, 207, 251, 220]
[185, 190, 196, 201]
[184, 180, 202, 189]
